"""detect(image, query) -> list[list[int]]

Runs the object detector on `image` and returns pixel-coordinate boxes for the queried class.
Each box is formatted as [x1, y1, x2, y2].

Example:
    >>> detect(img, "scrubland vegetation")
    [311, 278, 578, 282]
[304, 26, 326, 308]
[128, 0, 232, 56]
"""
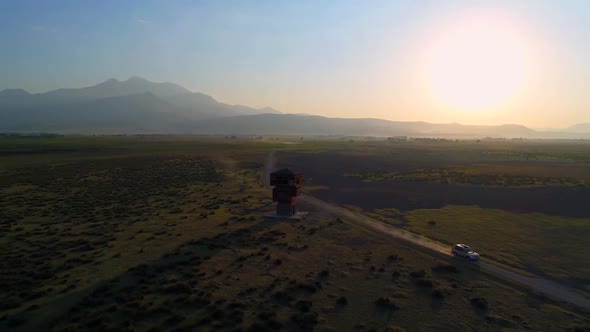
[1, 136, 589, 331]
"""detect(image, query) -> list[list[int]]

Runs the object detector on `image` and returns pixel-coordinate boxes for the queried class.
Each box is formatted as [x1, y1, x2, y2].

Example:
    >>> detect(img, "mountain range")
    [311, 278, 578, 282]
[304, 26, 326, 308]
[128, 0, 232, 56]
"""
[1, 77, 589, 138]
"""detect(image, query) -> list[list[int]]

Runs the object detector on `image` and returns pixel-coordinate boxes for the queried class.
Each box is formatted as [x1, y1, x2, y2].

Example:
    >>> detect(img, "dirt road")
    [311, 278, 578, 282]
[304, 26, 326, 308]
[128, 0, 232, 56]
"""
[264, 151, 590, 310]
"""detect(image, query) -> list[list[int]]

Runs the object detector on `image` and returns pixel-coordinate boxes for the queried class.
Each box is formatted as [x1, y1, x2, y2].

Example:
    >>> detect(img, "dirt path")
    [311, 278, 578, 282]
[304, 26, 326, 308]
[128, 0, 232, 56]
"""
[264, 151, 590, 310]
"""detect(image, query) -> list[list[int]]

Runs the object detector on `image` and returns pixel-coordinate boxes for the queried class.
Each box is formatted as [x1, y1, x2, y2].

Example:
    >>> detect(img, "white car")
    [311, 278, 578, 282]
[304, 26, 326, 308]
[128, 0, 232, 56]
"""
[452, 244, 480, 261]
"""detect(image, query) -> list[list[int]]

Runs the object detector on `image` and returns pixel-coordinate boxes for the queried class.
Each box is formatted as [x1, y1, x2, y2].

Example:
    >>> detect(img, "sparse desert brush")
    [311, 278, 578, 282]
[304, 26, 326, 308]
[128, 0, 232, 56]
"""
[470, 297, 489, 312]
[271, 290, 294, 304]
[432, 263, 458, 273]
[257, 309, 277, 321]
[431, 289, 445, 299]
[409, 269, 426, 278]
[414, 278, 433, 288]
[163, 313, 185, 326]
[375, 297, 400, 310]
[3, 137, 588, 331]
[290, 311, 319, 329]
[295, 300, 312, 312]
[246, 321, 269, 332]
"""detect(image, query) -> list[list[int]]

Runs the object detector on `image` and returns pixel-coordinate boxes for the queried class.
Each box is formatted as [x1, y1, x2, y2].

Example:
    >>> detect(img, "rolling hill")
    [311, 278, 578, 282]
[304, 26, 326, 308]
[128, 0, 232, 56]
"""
[566, 123, 590, 133]
[189, 114, 537, 137]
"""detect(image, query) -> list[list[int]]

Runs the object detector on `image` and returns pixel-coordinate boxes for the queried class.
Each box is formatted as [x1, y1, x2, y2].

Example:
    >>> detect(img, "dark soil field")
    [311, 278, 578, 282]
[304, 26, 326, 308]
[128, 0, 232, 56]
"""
[1, 136, 589, 331]
[278, 149, 590, 217]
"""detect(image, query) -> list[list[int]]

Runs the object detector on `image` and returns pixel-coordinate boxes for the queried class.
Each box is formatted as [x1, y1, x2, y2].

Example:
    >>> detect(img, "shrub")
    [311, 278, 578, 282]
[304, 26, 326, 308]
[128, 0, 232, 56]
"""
[470, 297, 488, 312]
[431, 289, 445, 299]
[409, 270, 426, 278]
[227, 301, 247, 310]
[414, 279, 433, 288]
[267, 319, 283, 329]
[296, 282, 318, 293]
[257, 310, 276, 321]
[432, 263, 458, 273]
[272, 291, 293, 304]
[337, 296, 348, 305]
[163, 283, 191, 294]
[246, 321, 269, 332]
[6, 317, 26, 327]
[375, 297, 400, 310]
[211, 309, 224, 320]
[485, 315, 513, 327]
[295, 300, 312, 312]
[290, 312, 318, 329]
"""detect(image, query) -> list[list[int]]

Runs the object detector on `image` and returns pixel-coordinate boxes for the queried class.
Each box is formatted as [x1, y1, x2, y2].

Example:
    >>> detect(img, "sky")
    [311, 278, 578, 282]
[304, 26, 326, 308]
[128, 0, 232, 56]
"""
[1, 0, 589, 128]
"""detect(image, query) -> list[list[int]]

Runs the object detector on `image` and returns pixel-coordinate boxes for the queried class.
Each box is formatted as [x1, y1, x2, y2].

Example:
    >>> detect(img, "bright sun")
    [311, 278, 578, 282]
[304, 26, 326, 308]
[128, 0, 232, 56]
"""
[426, 19, 529, 111]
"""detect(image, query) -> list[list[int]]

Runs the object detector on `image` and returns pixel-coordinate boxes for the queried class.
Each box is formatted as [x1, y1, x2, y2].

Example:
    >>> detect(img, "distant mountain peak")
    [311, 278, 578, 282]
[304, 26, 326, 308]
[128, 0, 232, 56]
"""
[0, 77, 287, 132]
[102, 78, 119, 84]
[258, 106, 281, 114]
[43, 76, 191, 99]
[0, 88, 31, 96]
[126, 76, 148, 83]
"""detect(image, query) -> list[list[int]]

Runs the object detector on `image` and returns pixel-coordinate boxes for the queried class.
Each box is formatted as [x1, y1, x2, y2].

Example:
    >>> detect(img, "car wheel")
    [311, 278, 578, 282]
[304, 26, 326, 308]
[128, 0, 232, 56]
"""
[466, 256, 470, 261]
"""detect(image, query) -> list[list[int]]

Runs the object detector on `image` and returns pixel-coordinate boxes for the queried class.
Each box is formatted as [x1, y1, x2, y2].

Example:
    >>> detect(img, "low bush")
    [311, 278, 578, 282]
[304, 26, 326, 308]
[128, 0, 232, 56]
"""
[431, 289, 445, 299]
[290, 312, 318, 329]
[470, 297, 489, 312]
[375, 297, 400, 310]
[414, 279, 433, 288]
[432, 263, 458, 273]
[337, 296, 348, 305]
[409, 270, 426, 278]
[295, 300, 312, 312]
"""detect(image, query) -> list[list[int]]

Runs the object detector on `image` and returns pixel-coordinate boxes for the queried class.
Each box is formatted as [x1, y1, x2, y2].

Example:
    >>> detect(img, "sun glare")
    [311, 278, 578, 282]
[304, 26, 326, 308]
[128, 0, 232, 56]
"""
[426, 18, 529, 111]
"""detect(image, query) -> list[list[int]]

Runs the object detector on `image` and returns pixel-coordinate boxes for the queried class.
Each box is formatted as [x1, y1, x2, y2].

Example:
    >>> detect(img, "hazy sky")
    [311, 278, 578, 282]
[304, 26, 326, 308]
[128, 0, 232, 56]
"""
[1, 0, 589, 127]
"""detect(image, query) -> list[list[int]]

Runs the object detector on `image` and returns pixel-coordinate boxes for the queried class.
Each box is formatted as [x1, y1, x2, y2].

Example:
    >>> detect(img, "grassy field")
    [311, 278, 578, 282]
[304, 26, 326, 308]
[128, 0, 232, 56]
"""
[403, 206, 590, 284]
[1, 135, 589, 331]
[346, 166, 590, 187]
